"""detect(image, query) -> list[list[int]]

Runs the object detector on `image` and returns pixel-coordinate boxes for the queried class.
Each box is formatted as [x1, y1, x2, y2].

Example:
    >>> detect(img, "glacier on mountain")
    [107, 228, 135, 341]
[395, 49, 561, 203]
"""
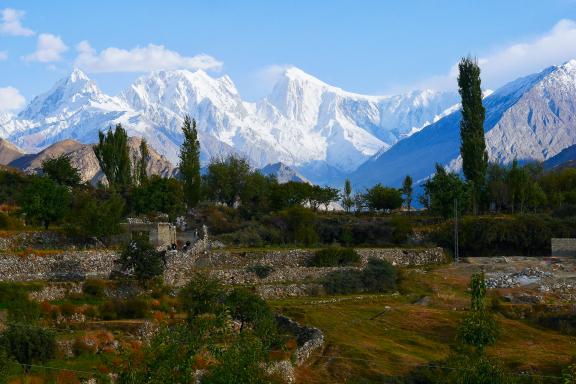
[351, 59, 576, 190]
[0, 66, 458, 183]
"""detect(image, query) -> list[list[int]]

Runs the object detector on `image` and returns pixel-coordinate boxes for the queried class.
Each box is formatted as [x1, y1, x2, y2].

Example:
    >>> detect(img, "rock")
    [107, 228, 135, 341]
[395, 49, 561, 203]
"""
[415, 296, 431, 306]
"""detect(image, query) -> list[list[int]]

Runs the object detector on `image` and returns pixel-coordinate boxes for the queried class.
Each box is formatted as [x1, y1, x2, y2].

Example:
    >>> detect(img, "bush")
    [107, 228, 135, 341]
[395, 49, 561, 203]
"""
[323, 270, 364, 294]
[179, 272, 226, 319]
[225, 288, 278, 347]
[0, 324, 56, 372]
[361, 258, 397, 292]
[117, 236, 165, 284]
[430, 214, 576, 257]
[390, 216, 412, 244]
[247, 265, 275, 279]
[309, 248, 360, 267]
[82, 280, 106, 299]
[0, 283, 41, 322]
[99, 297, 149, 320]
[0, 212, 24, 230]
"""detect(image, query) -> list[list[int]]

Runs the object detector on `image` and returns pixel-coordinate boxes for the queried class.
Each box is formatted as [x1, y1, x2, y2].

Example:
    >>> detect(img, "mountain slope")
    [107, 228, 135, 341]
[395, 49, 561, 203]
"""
[8, 137, 175, 185]
[260, 162, 310, 184]
[0, 138, 24, 165]
[1, 67, 458, 184]
[543, 144, 576, 170]
[351, 60, 576, 189]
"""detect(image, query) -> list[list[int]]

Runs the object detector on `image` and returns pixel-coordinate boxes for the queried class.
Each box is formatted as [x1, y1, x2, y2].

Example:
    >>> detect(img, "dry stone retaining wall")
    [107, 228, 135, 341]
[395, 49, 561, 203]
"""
[0, 246, 446, 284]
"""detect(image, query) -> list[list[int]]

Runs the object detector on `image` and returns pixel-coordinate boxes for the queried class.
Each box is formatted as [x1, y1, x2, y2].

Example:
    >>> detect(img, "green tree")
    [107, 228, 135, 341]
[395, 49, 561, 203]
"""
[277, 205, 318, 245]
[457, 272, 499, 349]
[204, 156, 251, 207]
[309, 185, 340, 211]
[1, 325, 56, 373]
[132, 176, 185, 220]
[486, 163, 509, 212]
[179, 272, 226, 319]
[66, 190, 125, 241]
[342, 178, 353, 212]
[94, 123, 132, 190]
[136, 138, 149, 186]
[458, 56, 488, 215]
[118, 236, 165, 284]
[203, 333, 272, 384]
[18, 176, 70, 229]
[270, 181, 313, 210]
[179, 116, 202, 208]
[361, 258, 397, 292]
[402, 175, 413, 213]
[507, 160, 530, 213]
[226, 288, 278, 347]
[364, 184, 403, 212]
[41, 154, 81, 187]
[426, 164, 470, 218]
[238, 172, 276, 219]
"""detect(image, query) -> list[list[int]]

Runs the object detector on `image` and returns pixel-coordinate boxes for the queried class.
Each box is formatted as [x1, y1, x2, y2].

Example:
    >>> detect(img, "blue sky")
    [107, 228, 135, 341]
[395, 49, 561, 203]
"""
[1, 0, 576, 111]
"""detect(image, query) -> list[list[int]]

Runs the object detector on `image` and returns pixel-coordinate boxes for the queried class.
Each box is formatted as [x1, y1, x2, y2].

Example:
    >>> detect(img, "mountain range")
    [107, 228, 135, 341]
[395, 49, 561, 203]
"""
[0, 67, 458, 184]
[1, 60, 576, 189]
[350, 59, 576, 188]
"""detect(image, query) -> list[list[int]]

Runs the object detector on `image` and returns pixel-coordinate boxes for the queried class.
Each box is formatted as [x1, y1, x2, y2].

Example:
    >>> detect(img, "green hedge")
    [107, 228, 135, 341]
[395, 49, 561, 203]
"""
[430, 215, 576, 257]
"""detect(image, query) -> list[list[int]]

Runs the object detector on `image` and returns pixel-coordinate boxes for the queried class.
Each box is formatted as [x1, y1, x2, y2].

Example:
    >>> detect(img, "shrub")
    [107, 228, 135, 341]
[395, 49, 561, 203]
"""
[0, 212, 23, 230]
[116, 297, 149, 319]
[361, 258, 397, 292]
[117, 236, 165, 284]
[179, 272, 226, 319]
[323, 270, 364, 294]
[309, 248, 360, 267]
[430, 214, 576, 257]
[277, 205, 318, 246]
[247, 265, 275, 279]
[390, 216, 412, 244]
[1, 325, 56, 373]
[225, 288, 278, 347]
[82, 280, 106, 299]
[0, 283, 41, 322]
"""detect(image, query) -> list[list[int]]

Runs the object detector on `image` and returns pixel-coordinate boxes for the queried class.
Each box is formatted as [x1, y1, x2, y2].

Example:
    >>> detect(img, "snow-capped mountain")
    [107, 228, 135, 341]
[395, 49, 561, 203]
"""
[351, 59, 576, 189]
[260, 162, 310, 184]
[0, 67, 458, 184]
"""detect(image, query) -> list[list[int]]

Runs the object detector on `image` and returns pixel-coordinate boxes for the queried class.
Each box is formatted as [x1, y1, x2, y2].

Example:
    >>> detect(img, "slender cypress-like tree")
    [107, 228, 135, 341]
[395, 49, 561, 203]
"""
[402, 175, 413, 214]
[94, 123, 132, 190]
[179, 115, 201, 208]
[458, 56, 488, 214]
[342, 178, 353, 212]
[137, 138, 149, 186]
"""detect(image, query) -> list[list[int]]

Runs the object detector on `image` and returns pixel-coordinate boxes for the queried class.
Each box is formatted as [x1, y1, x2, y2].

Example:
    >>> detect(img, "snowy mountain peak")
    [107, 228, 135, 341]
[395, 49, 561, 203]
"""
[18, 68, 111, 121]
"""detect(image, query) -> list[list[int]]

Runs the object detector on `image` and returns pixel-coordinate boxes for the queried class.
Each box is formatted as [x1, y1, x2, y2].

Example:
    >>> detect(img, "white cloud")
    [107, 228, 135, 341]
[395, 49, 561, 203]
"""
[0, 8, 34, 36]
[0, 86, 26, 112]
[0, 51, 7, 61]
[74, 41, 223, 73]
[417, 19, 576, 91]
[23, 33, 68, 62]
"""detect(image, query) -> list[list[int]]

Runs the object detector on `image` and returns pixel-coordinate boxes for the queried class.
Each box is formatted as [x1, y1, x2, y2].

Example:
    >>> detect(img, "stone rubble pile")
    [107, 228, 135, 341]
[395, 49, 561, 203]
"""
[486, 267, 553, 289]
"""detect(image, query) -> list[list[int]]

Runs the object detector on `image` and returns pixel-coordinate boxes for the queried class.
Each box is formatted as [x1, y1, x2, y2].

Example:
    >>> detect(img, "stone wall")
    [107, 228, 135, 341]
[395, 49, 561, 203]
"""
[0, 231, 70, 251]
[0, 250, 118, 282]
[0, 246, 446, 284]
[551, 238, 576, 257]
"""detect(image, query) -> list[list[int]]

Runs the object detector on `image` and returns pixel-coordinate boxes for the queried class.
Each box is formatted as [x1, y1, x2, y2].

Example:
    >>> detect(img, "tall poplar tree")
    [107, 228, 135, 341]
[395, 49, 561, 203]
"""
[179, 115, 201, 208]
[94, 124, 132, 190]
[458, 56, 488, 214]
[137, 138, 149, 186]
[402, 175, 413, 214]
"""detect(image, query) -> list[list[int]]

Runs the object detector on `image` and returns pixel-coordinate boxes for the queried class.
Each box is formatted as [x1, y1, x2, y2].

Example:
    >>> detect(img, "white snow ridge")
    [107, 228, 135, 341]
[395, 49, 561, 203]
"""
[1, 67, 458, 184]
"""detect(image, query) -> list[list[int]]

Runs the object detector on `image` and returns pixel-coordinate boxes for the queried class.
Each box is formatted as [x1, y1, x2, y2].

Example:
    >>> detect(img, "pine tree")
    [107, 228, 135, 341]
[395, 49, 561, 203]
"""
[179, 115, 201, 208]
[93, 124, 132, 190]
[458, 56, 488, 214]
[402, 175, 413, 214]
[137, 138, 149, 186]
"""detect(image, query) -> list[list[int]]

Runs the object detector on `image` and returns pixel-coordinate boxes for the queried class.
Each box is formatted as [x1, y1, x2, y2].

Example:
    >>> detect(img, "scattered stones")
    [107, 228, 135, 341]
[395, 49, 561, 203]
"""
[486, 267, 553, 289]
